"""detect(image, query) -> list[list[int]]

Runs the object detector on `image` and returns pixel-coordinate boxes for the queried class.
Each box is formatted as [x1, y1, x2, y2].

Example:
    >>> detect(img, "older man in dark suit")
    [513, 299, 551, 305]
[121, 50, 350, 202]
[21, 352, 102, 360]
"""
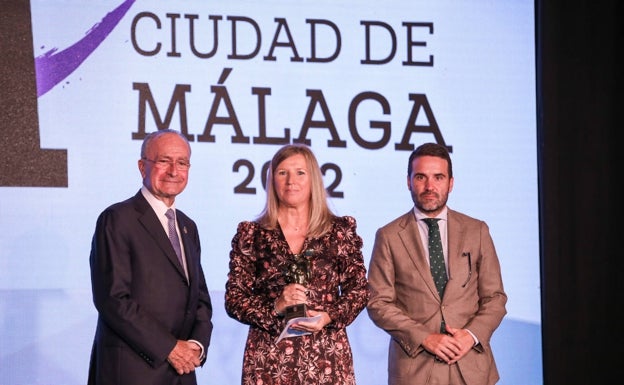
[367, 142, 507, 385]
[88, 129, 213, 385]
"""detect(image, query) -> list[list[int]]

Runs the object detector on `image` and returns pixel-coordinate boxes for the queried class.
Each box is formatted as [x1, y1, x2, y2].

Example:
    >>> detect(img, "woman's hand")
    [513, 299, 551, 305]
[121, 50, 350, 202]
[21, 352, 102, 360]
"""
[290, 309, 332, 332]
[274, 283, 308, 315]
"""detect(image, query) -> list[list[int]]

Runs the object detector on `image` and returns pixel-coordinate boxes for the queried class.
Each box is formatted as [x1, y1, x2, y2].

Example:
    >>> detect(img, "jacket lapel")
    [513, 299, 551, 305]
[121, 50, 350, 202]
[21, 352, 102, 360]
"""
[133, 192, 188, 280]
[397, 211, 441, 299]
[446, 209, 468, 295]
[177, 215, 193, 284]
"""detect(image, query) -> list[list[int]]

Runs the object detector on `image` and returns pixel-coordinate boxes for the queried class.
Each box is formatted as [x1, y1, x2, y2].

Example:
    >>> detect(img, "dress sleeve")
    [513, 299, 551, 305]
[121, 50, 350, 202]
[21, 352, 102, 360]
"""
[324, 216, 370, 329]
[224, 221, 285, 335]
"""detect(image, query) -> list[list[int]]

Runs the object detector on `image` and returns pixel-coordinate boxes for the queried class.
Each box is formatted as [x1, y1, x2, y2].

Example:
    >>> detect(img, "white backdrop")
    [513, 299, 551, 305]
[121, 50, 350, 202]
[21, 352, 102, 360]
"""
[0, 1, 541, 384]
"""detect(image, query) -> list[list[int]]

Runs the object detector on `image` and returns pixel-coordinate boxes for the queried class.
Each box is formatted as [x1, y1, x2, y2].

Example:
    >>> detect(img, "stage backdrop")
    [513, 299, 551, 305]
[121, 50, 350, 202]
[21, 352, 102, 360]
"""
[0, 1, 541, 384]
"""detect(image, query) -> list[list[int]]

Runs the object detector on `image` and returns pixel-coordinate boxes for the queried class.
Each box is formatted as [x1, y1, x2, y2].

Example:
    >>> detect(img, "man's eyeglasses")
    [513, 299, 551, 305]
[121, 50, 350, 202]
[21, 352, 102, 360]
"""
[142, 158, 191, 171]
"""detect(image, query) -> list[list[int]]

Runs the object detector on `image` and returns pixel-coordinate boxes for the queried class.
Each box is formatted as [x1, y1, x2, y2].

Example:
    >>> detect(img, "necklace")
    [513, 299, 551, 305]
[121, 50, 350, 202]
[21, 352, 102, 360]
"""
[290, 224, 307, 232]
[279, 218, 306, 233]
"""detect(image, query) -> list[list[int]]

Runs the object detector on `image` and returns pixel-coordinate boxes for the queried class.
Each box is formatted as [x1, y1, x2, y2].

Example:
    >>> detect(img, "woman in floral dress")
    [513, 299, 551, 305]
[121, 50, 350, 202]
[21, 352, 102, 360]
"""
[225, 144, 370, 385]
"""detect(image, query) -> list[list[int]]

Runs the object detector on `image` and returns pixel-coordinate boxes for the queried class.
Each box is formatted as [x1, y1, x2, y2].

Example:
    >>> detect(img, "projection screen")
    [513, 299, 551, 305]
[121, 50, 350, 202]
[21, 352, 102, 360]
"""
[0, 1, 541, 384]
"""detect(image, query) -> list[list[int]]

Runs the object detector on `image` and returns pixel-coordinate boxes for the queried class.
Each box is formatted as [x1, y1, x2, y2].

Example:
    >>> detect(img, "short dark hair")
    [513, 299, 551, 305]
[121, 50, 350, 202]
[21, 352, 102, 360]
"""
[407, 142, 453, 178]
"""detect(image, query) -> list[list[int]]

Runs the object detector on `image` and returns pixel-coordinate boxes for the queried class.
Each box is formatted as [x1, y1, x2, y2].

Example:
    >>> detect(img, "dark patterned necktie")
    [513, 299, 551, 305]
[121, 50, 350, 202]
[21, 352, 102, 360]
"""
[165, 209, 184, 267]
[423, 218, 448, 333]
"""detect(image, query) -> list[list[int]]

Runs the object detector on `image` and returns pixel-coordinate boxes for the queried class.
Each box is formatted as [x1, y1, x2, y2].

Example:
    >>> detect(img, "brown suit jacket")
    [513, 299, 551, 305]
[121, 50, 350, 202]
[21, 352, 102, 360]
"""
[367, 208, 507, 385]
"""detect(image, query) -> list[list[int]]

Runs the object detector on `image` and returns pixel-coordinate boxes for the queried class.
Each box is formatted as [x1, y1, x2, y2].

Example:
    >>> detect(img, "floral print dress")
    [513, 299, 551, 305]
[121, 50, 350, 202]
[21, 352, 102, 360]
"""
[225, 215, 370, 385]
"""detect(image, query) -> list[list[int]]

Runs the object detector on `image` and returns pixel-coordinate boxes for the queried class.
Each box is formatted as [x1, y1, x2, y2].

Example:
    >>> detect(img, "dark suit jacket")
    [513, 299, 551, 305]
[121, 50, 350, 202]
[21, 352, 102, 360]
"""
[367, 208, 507, 385]
[88, 191, 213, 385]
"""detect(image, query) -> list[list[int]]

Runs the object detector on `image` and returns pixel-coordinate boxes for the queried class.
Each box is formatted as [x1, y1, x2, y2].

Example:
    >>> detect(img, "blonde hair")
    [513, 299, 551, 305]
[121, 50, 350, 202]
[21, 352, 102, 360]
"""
[257, 144, 335, 238]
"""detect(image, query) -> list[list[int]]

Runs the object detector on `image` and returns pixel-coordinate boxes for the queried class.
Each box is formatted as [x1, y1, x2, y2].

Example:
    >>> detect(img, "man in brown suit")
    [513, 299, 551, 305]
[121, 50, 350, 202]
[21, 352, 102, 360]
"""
[367, 142, 507, 385]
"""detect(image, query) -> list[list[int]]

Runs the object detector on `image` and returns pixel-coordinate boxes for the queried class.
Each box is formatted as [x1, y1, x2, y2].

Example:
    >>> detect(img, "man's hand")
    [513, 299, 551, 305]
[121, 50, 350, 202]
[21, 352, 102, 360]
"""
[422, 325, 473, 364]
[167, 340, 201, 375]
[444, 325, 474, 364]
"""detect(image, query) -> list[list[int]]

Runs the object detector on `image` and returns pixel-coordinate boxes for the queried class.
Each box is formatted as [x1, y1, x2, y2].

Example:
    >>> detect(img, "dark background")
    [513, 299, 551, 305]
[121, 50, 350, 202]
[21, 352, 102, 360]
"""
[538, 0, 618, 383]
[1, 0, 619, 383]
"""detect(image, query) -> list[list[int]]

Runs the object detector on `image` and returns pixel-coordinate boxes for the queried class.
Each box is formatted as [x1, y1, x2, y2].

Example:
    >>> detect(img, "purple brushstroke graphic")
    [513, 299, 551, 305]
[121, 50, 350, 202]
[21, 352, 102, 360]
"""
[34, 0, 135, 97]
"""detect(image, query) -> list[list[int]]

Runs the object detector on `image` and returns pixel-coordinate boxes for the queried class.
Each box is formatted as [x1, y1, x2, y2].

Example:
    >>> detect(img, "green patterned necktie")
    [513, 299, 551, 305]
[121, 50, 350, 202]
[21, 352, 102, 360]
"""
[423, 218, 448, 333]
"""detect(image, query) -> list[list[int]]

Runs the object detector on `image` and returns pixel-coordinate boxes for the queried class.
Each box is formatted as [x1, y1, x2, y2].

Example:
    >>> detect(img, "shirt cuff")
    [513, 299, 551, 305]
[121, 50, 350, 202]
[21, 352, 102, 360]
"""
[465, 329, 479, 346]
[188, 339, 205, 361]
